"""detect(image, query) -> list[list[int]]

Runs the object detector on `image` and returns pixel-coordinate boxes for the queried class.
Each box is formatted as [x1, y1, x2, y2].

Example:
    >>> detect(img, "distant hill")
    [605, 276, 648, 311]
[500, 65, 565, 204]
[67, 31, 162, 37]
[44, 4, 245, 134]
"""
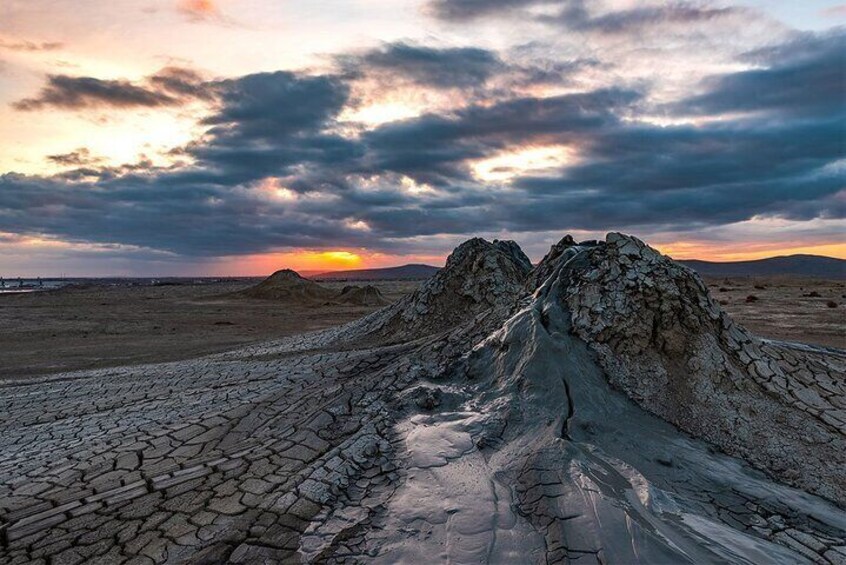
[240, 269, 337, 302]
[310, 254, 845, 281]
[312, 264, 440, 281]
[679, 254, 846, 279]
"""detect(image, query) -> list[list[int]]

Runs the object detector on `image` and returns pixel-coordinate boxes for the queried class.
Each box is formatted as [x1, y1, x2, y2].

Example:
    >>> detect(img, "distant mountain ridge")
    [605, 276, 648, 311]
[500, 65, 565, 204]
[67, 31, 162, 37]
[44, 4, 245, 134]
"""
[309, 254, 845, 281]
[311, 264, 440, 281]
[679, 254, 846, 279]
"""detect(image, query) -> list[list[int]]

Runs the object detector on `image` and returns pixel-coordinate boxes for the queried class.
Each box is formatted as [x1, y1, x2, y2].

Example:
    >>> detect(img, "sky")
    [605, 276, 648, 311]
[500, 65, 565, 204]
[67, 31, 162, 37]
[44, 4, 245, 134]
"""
[0, 0, 844, 276]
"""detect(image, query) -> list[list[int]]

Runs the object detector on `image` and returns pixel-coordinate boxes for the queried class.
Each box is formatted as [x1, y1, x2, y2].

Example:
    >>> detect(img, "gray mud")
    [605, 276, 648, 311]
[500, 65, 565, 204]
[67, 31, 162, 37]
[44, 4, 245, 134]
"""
[1, 234, 843, 564]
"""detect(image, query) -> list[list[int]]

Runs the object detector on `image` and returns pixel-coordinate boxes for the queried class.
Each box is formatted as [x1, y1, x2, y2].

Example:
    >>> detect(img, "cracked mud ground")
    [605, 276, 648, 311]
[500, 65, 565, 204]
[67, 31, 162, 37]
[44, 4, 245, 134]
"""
[2, 234, 845, 564]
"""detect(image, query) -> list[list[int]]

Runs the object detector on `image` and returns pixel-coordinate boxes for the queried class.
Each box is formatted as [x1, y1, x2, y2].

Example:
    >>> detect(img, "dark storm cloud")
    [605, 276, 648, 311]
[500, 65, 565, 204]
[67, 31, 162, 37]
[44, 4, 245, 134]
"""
[508, 57, 602, 87]
[186, 71, 358, 186]
[341, 42, 598, 94]
[12, 67, 213, 111]
[1, 28, 843, 259]
[0, 70, 366, 256]
[429, 0, 744, 34]
[510, 115, 844, 227]
[358, 88, 641, 183]
[676, 30, 846, 117]
[148, 66, 216, 100]
[427, 0, 543, 20]
[342, 43, 505, 88]
[13, 75, 174, 110]
[546, 1, 744, 34]
[486, 33, 846, 232]
[205, 72, 348, 137]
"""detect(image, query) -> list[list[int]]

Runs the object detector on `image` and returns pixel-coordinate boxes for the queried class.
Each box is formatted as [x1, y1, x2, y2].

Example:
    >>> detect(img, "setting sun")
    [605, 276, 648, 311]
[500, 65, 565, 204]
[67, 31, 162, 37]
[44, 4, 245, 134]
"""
[215, 249, 364, 275]
[316, 251, 362, 267]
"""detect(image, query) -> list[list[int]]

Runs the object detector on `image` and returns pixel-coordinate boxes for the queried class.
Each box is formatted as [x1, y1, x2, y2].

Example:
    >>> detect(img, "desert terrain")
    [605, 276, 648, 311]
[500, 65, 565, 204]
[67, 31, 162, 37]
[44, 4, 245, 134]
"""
[0, 279, 417, 380]
[0, 272, 841, 380]
[703, 276, 845, 349]
[0, 237, 844, 564]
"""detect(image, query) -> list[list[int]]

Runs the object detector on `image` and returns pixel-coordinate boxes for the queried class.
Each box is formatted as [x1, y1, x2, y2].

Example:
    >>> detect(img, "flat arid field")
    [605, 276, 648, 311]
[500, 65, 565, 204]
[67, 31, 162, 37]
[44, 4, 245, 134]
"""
[0, 279, 418, 380]
[0, 273, 841, 379]
[703, 276, 845, 349]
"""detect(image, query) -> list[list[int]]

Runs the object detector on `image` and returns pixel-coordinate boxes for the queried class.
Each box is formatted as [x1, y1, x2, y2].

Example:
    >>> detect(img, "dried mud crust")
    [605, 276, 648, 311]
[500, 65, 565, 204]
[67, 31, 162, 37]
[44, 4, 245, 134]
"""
[365, 237, 532, 342]
[562, 233, 846, 504]
[1, 233, 844, 564]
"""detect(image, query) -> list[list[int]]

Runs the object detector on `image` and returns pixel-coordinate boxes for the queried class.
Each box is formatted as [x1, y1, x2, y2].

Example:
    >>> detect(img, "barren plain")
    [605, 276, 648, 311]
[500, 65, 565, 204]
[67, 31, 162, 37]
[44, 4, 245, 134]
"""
[0, 280, 416, 380]
[0, 275, 841, 380]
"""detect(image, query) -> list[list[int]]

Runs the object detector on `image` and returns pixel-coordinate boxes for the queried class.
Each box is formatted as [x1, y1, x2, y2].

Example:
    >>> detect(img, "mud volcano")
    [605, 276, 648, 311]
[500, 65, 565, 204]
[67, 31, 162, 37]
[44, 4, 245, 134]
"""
[241, 269, 336, 303]
[1, 234, 844, 564]
[336, 285, 390, 307]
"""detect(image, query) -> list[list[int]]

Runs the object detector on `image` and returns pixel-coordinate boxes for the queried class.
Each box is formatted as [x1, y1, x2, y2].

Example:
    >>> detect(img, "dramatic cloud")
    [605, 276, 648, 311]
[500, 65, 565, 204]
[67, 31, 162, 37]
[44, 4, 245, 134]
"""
[677, 30, 846, 117]
[430, 0, 748, 37]
[12, 75, 175, 111]
[1, 13, 843, 266]
[546, 1, 745, 34]
[12, 67, 212, 111]
[429, 0, 744, 30]
[427, 0, 542, 21]
[341, 43, 505, 89]
[358, 88, 640, 184]
[148, 66, 216, 101]
[341, 42, 598, 100]
[187, 71, 356, 185]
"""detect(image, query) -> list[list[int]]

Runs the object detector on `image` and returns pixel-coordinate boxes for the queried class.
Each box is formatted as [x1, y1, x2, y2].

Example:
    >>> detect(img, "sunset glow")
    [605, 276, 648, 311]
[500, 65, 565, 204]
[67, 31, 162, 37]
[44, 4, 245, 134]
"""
[220, 250, 364, 276]
[658, 241, 846, 262]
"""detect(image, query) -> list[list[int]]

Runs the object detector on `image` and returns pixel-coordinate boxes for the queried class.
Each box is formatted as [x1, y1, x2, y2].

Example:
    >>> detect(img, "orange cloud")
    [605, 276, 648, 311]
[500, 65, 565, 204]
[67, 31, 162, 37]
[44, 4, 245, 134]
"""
[178, 0, 220, 20]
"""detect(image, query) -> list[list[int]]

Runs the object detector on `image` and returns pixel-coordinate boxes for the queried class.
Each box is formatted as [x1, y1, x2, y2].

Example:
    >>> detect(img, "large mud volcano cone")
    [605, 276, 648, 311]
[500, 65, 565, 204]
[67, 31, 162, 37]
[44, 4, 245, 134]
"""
[531, 232, 846, 503]
[374, 238, 532, 341]
[428, 233, 845, 562]
[242, 269, 336, 303]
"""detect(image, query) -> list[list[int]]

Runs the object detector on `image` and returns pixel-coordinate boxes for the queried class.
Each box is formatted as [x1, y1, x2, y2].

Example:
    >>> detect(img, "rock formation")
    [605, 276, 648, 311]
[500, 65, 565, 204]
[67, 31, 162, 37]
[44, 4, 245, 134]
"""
[1, 234, 843, 564]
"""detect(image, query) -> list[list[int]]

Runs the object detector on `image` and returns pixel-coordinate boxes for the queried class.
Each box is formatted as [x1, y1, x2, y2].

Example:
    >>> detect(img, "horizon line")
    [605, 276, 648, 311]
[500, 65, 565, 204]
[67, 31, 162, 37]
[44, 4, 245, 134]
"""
[3, 251, 844, 280]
